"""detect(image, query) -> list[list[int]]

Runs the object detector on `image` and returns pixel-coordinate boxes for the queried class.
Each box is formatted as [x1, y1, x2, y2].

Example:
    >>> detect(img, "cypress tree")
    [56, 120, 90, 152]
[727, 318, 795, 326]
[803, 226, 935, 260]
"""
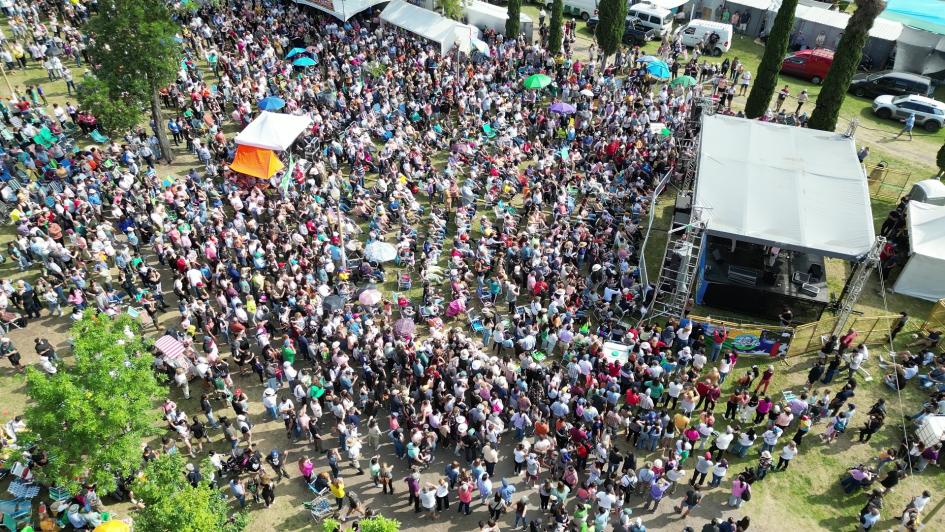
[596, 0, 628, 68]
[506, 0, 522, 39]
[744, 0, 798, 118]
[549, 0, 564, 55]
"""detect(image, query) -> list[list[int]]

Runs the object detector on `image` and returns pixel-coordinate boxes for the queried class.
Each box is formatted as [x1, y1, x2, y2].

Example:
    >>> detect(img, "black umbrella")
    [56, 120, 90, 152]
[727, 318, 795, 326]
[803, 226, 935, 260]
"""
[322, 294, 345, 312]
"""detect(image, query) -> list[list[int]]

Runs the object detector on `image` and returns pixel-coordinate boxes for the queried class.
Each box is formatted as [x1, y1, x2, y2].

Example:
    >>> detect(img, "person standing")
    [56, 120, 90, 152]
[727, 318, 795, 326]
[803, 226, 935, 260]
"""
[421, 483, 438, 519]
[330, 477, 346, 511]
[776, 442, 797, 470]
[775, 85, 790, 112]
[794, 90, 809, 115]
[895, 112, 916, 140]
[890, 312, 908, 340]
[405, 472, 422, 513]
[457, 480, 474, 515]
[675, 488, 703, 518]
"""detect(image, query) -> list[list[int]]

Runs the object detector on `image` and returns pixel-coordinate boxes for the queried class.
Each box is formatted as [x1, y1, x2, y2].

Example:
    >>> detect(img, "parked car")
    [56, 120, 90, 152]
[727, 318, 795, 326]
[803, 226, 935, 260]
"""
[849, 71, 935, 99]
[586, 16, 657, 44]
[676, 19, 733, 56]
[872, 94, 945, 132]
[539, 0, 597, 21]
[780, 48, 834, 84]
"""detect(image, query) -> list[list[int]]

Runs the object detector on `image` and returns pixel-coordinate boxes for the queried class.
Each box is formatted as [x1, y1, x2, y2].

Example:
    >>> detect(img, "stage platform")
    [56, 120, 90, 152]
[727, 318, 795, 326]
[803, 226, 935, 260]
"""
[697, 236, 829, 322]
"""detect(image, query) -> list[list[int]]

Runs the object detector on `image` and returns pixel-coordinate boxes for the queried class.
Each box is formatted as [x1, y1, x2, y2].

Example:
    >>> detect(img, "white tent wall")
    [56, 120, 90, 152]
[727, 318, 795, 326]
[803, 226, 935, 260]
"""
[234, 111, 313, 151]
[721, 0, 776, 37]
[895, 26, 945, 82]
[291, 0, 387, 21]
[893, 202, 945, 302]
[464, 1, 534, 43]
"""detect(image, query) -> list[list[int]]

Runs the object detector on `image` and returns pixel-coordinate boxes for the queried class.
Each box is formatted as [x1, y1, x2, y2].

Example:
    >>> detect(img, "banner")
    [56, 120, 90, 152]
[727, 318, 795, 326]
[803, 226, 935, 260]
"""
[691, 316, 794, 357]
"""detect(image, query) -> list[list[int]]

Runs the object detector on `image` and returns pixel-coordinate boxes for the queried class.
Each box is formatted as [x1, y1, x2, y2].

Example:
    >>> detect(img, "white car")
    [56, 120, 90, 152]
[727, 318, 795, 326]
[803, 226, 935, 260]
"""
[872, 94, 945, 132]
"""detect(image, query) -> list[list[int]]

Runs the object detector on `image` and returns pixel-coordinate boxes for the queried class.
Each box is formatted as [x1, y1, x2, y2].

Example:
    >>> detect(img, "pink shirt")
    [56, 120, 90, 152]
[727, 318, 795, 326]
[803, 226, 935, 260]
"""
[458, 485, 474, 503]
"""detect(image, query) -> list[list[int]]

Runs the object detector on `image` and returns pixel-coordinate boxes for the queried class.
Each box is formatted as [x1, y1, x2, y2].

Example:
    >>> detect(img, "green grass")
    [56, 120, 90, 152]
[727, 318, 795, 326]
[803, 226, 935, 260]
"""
[1, 10, 944, 532]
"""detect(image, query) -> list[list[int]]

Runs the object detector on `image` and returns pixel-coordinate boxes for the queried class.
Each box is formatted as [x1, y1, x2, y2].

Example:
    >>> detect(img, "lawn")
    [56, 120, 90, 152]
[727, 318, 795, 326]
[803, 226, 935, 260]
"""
[1, 9, 944, 532]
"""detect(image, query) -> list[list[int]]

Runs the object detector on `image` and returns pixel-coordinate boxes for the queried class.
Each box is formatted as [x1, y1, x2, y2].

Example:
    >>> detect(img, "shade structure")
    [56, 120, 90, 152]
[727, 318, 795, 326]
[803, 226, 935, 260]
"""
[380, 0, 480, 55]
[323, 294, 346, 312]
[693, 115, 875, 260]
[523, 74, 552, 89]
[549, 102, 576, 115]
[669, 75, 698, 88]
[230, 145, 285, 179]
[358, 288, 383, 306]
[364, 241, 397, 263]
[292, 57, 317, 67]
[471, 38, 490, 56]
[646, 61, 671, 79]
[235, 111, 312, 151]
[257, 96, 286, 111]
[393, 318, 415, 337]
[893, 202, 945, 301]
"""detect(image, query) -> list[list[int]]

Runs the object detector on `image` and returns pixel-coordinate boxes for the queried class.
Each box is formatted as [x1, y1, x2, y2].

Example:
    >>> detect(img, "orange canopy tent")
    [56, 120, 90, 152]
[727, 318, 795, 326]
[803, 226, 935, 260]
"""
[230, 144, 284, 179]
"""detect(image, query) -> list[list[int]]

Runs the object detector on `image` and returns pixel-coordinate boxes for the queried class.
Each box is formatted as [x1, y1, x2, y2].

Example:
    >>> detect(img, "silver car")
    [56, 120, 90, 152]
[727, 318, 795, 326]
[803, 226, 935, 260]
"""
[872, 94, 945, 132]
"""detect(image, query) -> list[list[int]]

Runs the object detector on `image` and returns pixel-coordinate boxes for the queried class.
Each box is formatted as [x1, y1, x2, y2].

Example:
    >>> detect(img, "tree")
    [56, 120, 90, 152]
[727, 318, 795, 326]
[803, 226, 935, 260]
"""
[549, 0, 565, 55]
[19, 313, 163, 494]
[808, 0, 887, 132]
[358, 516, 401, 532]
[85, 0, 180, 163]
[440, 0, 463, 21]
[506, 0, 522, 39]
[133, 453, 246, 532]
[77, 76, 144, 134]
[595, 0, 627, 68]
[744, 0, 798, 118]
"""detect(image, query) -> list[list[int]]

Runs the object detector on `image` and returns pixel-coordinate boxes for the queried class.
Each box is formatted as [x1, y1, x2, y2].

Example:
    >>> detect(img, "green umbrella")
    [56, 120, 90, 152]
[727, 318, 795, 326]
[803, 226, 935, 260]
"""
[669, 75, 698, 88]
[523, 73, 552, 90]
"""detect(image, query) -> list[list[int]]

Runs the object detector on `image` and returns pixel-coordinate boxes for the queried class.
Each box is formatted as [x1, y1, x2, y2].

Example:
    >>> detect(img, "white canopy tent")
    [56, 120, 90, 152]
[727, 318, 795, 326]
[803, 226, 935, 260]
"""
[380, 0, 480, 55]
[234, 111, 312, 151]
[694, 115, 875, 260]
[893, 202, 945, 301]
[291, 0, 386, 21]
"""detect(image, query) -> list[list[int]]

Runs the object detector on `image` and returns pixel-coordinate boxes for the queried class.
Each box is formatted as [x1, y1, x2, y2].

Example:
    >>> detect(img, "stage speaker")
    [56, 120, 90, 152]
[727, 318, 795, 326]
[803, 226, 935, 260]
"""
[808, 263, 824, 282]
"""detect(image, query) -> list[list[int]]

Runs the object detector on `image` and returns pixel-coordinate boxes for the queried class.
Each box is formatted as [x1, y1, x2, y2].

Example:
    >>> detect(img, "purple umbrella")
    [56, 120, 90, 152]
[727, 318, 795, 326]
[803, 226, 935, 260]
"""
[549, 102, 577, 115]
[393, 318, 416, 338]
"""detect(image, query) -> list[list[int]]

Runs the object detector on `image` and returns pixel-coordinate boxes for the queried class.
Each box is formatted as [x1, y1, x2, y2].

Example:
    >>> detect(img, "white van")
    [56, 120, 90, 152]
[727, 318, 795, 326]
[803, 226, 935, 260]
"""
[540, 0, 598, 21]
[677, 19, 734, 56]
[627, 2, 674, 38]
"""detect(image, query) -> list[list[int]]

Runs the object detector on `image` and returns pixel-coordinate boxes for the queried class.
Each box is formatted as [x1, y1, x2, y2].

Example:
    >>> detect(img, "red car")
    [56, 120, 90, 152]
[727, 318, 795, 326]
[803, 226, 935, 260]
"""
[780, 48, 835, 84]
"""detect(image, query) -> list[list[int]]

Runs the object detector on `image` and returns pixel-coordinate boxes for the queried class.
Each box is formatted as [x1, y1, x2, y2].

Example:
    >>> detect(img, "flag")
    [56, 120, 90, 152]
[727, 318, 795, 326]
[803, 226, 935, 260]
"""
[280, 156, 296, 193]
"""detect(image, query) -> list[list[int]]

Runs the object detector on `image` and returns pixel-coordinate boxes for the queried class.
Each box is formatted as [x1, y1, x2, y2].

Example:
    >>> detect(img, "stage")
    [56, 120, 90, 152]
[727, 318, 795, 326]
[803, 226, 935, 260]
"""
[696, 236, 830, 322]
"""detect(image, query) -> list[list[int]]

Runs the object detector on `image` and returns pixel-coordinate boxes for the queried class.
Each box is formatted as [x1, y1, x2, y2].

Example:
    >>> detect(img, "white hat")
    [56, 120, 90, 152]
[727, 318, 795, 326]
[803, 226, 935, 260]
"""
[264, 388, 276, 397]
[592, 264, 602, 272]
[185, 463, 195, 472]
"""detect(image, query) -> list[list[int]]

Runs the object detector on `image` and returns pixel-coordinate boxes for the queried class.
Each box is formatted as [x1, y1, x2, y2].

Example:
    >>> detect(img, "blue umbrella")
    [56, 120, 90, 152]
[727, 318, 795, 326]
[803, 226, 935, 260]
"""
[285, 47, 307, 59]
[638, 55, 660, 63]
[257, 96, 286, 111]
[646, 61, 671, 80]
[292, 57, 317, 67]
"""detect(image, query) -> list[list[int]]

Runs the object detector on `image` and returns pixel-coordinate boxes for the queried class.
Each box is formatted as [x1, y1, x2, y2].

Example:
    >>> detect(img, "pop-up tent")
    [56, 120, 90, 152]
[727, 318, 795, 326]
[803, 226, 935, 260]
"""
[234, 111, 312, 151]
[380, 0, 480, 55]
[230, 145, 285, 179]
[291, 0, 387, 21]
[893, 202, 945, 301]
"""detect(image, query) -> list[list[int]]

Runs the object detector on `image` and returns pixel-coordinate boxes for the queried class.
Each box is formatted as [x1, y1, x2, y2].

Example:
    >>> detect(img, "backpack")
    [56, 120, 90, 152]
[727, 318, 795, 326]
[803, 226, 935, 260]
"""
[741, 485, 752, 501]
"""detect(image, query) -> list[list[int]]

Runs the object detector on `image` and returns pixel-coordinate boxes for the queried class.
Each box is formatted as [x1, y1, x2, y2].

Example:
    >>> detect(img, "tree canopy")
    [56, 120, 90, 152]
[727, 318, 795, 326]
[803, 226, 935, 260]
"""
[744, 0, 798, 118]
[83, 0, 181, 160]
[549, 0, 565, 55]
[596, 0, 628, 64]
[21, 312, 163, 493]
[808, 0, 887, 131]
[506, 0, 522, 39]
[132, 453, 246, 532]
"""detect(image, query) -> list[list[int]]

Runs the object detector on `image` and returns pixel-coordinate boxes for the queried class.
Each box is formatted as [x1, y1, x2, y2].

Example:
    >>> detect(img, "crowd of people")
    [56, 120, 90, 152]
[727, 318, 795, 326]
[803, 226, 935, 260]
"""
[0, 0, 941, 531]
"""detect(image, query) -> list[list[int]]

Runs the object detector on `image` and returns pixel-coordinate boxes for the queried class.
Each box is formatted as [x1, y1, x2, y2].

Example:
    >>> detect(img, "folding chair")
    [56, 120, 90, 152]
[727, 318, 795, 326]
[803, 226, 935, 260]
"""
[48, 486, 72, 502]
[482, 123, 497, 139]
[2, 510, 29, 532]
[89, 129, 109, 143]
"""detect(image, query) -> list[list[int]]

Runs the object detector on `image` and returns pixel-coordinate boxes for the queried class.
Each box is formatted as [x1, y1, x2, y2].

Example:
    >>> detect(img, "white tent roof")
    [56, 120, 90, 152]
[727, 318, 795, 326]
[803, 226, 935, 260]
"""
[234, 111, 312, 151]
[645, 0, 689, 9]
[380, 0, 480, 55]
[694, 115, 875, 260]
[893, 202, 945, 301]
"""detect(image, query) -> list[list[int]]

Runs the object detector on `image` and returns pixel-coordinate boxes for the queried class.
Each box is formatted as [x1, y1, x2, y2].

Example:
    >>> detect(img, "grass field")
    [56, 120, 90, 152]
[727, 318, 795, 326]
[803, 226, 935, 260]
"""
[1, 9, 944, 532]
